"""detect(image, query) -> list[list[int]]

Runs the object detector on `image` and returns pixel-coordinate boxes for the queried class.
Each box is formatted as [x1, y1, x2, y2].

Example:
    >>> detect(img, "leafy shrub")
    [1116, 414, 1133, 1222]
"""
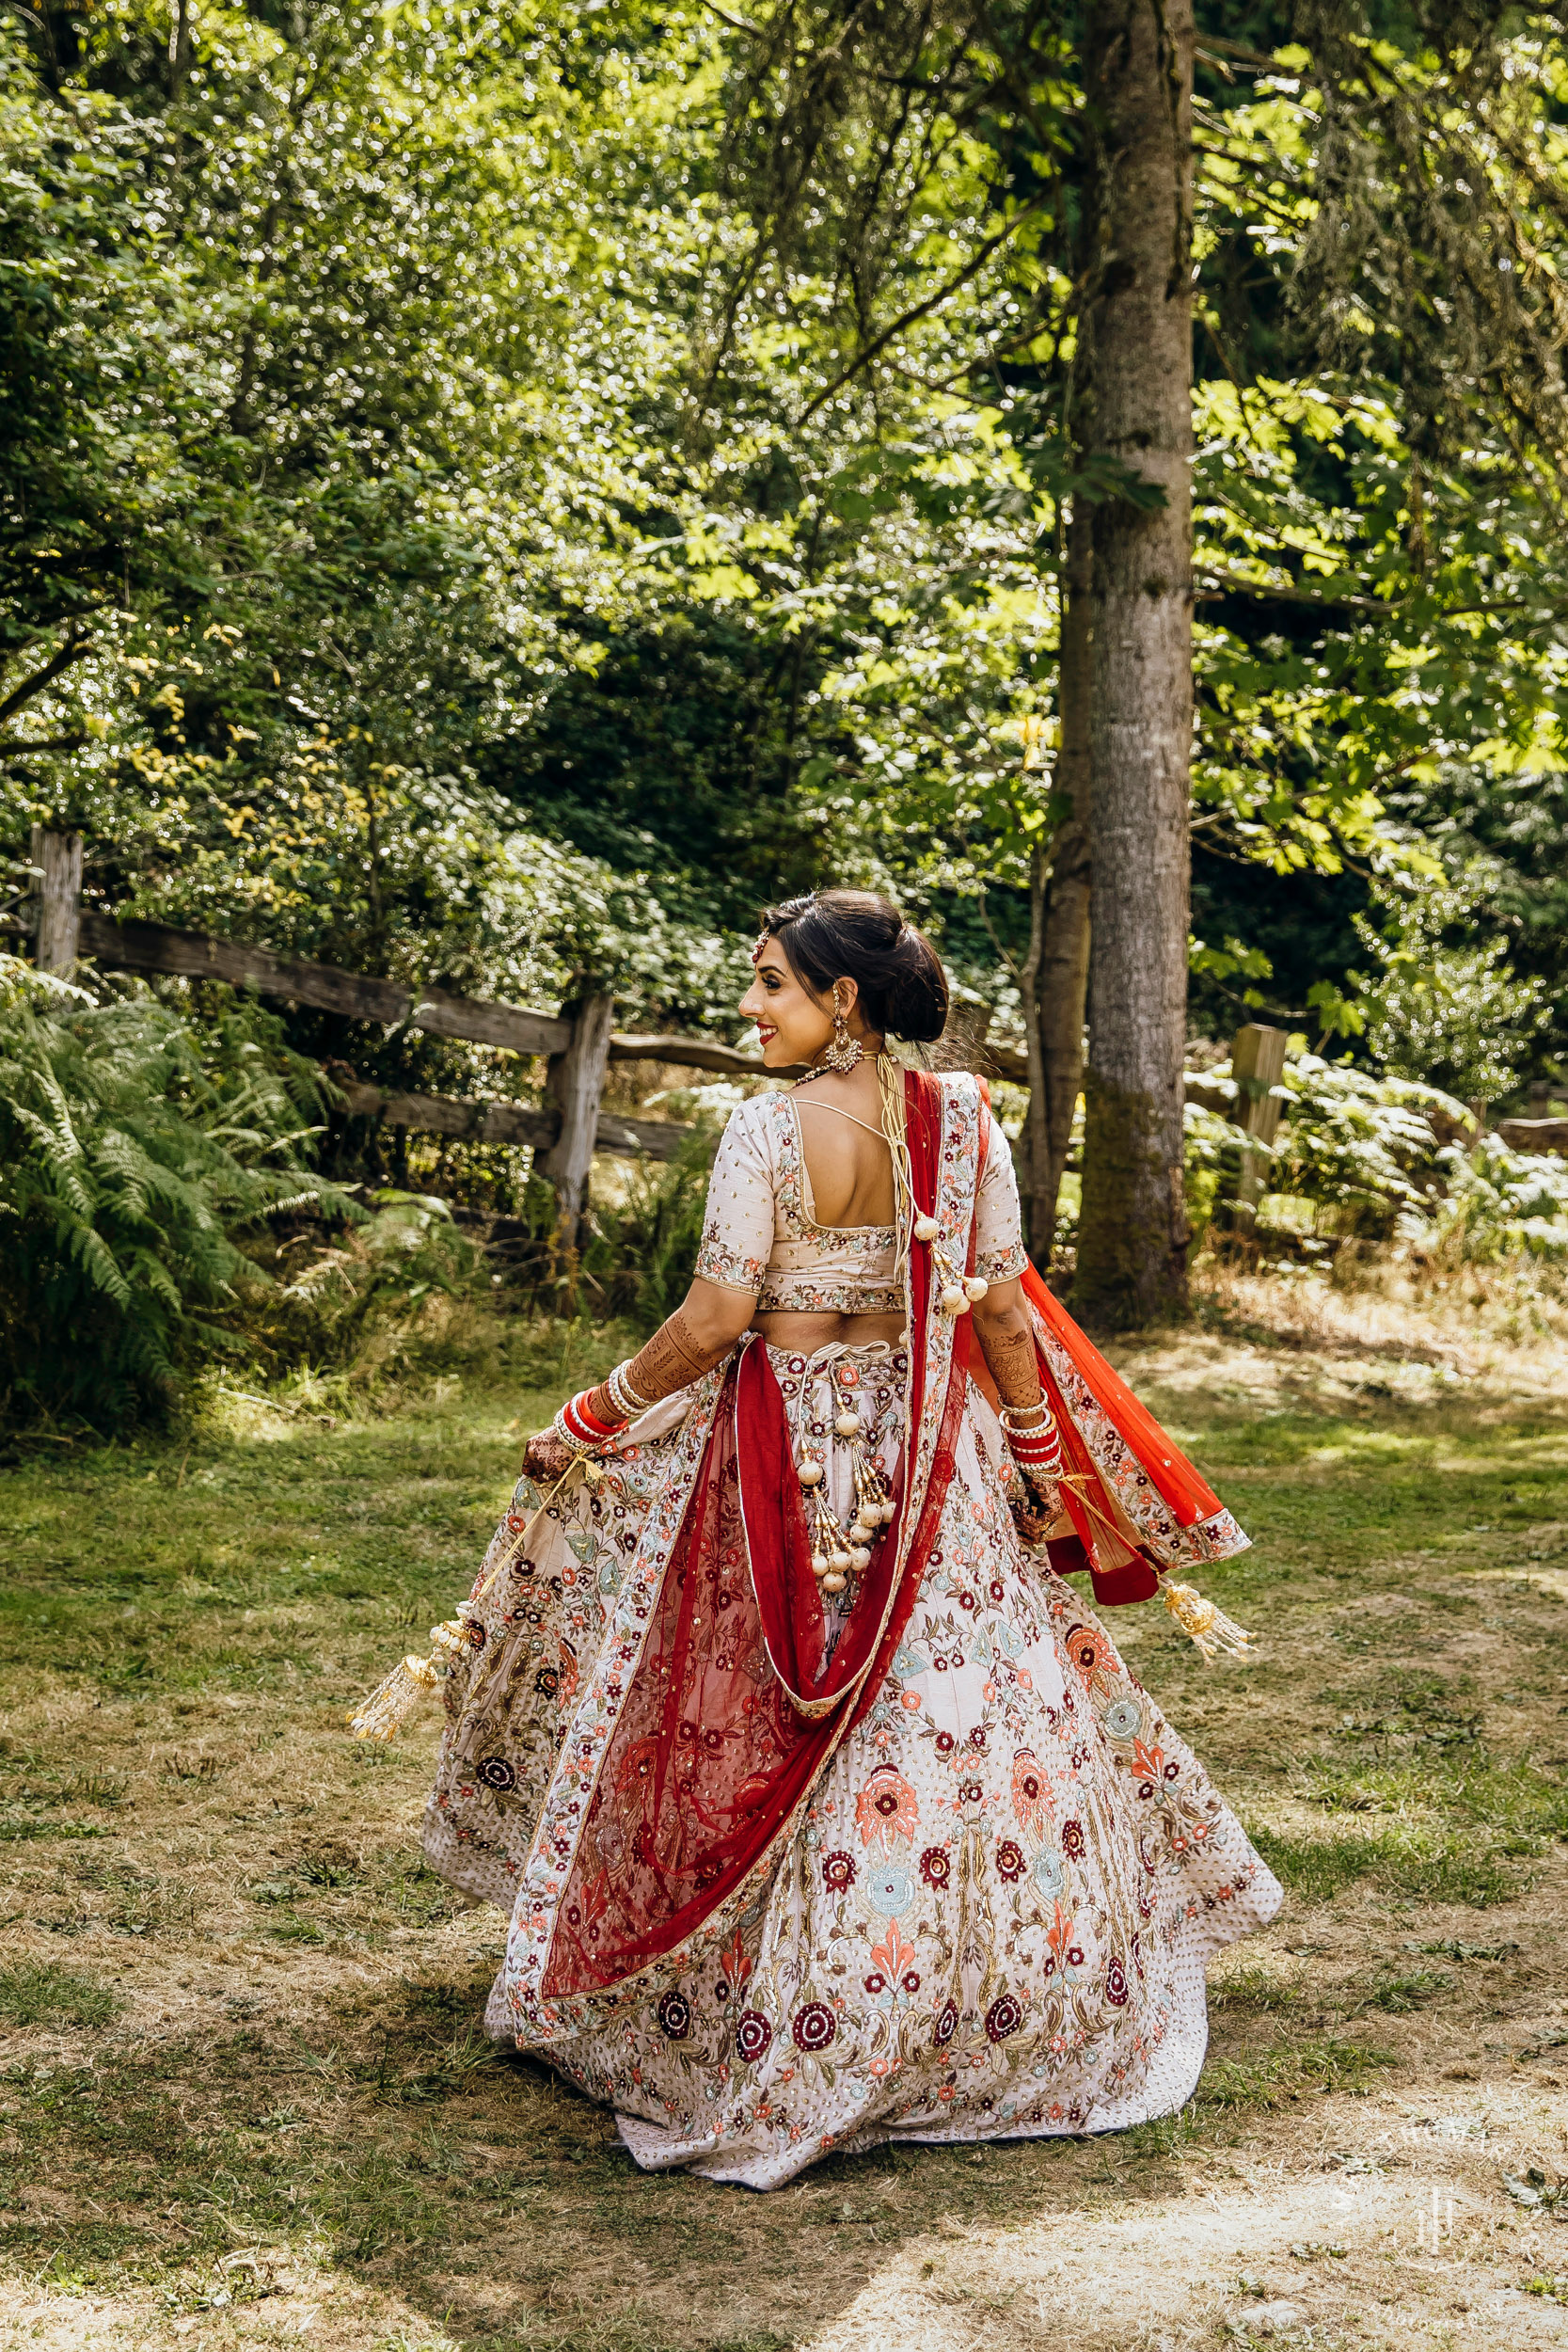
[243, 1189, 478, 1375]
[1275, 1057, 1468, 1235]
[597, 1121, 721, 1332]
[482, 1119, 720, 1331]
[1349, 866, 1547, 1104]
[1188, 1049, 1468, 1242]
[0, 960, 356, 1428]
[1420, 1136, 1568, 1264]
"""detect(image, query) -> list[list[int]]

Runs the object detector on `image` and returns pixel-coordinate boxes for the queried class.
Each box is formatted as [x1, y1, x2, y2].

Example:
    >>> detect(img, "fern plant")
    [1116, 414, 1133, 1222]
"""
[0, 959, 356, 1428]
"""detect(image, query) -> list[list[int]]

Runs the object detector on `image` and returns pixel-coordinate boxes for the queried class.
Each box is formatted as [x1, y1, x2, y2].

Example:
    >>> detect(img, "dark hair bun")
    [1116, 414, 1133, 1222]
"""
[758, 888, 949, 1043]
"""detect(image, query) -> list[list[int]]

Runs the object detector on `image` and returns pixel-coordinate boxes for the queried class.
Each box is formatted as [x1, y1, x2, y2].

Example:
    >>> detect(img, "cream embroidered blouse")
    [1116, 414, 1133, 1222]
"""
[692, 1087, 1029, 1315]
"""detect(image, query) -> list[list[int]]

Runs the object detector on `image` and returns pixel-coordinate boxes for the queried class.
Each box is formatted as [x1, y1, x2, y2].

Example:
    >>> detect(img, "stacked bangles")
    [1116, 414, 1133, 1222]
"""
[1000, 1400, 1063, 1488]
[550, 1359, 655, 1458]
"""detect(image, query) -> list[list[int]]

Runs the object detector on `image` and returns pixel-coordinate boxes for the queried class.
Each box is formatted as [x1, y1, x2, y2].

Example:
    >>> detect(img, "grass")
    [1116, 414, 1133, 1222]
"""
[1194, 2036, 1399, 2112]
[0, 1960, 119, 2027]
[1, 1301, 1567, 2349]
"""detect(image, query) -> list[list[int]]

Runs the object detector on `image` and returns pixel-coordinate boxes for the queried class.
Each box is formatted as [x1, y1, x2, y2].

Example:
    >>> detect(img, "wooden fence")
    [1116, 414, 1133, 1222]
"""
[23, 829, 825, 1236]
[39, 827, 1523, 1249]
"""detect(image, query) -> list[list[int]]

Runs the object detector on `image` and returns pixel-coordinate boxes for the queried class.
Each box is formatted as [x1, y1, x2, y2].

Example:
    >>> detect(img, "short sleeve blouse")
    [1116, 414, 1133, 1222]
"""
[692, 1085, 1029, 1310]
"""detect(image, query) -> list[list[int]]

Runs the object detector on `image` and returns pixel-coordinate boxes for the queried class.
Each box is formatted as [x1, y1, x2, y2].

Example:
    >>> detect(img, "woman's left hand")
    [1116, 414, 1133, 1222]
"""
[1010, 1468, 1062, 1543]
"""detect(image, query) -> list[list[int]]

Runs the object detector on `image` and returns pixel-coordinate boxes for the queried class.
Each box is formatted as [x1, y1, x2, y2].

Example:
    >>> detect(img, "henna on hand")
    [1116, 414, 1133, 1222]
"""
[973, 1301, 1044, 1414]
[578, 1303, 742, 1431]
[620, 1308, 733, 1405]
[523, 1428, 574, 1485]
[1011, 1488, 1051, 1547]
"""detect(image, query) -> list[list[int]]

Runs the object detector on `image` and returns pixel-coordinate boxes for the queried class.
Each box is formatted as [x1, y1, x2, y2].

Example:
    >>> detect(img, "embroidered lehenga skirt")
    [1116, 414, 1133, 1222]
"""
[424, 1340, 1282, 2191]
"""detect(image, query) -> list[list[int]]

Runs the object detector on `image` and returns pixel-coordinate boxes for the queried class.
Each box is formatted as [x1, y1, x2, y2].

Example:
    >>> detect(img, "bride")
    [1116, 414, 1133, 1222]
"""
[403, 887, 1280, 2189]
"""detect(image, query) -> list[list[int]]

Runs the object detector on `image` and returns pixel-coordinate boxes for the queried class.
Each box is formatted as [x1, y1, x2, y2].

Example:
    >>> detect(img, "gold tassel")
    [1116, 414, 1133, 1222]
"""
[345, 1456, 594, 1743]
[1160, 1576, 1254, 1664]
[346, 1652, 442, 1741]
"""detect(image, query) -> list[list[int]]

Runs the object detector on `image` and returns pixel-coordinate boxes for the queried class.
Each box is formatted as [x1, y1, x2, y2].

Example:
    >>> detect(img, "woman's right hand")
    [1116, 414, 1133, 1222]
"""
[522, 1427, 574, 1486]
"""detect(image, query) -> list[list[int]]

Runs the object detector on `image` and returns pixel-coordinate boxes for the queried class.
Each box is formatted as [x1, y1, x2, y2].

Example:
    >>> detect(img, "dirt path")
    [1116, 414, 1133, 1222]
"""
[2, 1319, 1567, 2351]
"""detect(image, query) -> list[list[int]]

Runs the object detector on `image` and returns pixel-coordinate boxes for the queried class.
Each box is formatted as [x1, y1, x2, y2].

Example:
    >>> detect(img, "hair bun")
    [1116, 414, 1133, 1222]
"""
[881, 927, 948, 1042]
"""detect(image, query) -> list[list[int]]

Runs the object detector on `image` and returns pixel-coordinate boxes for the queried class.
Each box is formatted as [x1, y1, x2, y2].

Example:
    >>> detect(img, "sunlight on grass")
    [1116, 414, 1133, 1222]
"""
[1196, 2037, 1397, 2112]
[0, 1323, 1565, 2349]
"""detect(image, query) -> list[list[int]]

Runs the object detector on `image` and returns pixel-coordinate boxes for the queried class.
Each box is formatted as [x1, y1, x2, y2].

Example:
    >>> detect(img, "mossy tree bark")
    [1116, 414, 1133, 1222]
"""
[1074, 0, 1195, 1327]
[1022, 501, 1092, 1269]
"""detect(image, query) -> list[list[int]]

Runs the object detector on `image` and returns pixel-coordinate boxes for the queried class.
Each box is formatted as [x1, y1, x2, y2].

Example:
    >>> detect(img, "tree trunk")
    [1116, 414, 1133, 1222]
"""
[1074, 0, 1196, 1327]
[1021, 505, 1093, 1269]
[1030, 501, 1094, 1266]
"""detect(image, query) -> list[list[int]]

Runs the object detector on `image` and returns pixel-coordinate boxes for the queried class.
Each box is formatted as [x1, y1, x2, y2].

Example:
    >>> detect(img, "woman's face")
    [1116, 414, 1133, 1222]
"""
[740, 942, 855, 1068]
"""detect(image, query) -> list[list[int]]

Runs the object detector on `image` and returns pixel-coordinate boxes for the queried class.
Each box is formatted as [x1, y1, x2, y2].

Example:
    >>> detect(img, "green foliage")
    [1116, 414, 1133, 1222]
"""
[0, 959, 355, 1427]
[0, 1961, 118, 2028]
[1189, 1046, 1466, 1241]
[596, 1120, 722, 1333]
[1425, 1137, 1568, 1267]
[244, 1192, 480, 1381]
[1349, 867, 1549, 1104]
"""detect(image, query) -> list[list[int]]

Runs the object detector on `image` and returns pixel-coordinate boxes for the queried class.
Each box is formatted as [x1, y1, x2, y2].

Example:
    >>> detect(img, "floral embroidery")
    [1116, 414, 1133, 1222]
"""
[692, 1234, 770, 1294]
[986, 1993, 1024, 2043]
[1012, 1748, 1051, 1840]
[792, 2001, 837, 2053]
[421, 1072, 1282, 2192]
[1033, 1847, 1066, 1897]
[855, 1765, 919, 1853]
[736, 2010, 772, 2063]
[476, 1755, 516, 1792]
[1065, 1622, 1117, 1696]
[865, 1865, 913, 1915]
[657, 1991, 691, 2041]
[870, 1919, 919, 1999]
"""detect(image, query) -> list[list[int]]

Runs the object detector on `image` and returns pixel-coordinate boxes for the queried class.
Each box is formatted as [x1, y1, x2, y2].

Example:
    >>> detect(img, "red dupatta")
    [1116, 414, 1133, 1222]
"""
[531, 1069, 977, 2009]
[1019, 1263, 1245, 1607]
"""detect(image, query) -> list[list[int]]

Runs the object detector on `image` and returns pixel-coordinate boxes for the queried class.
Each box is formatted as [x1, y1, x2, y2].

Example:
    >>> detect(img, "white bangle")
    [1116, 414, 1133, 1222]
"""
[607, 1359, 655, 1422]
[551, 1406, 598, 1459]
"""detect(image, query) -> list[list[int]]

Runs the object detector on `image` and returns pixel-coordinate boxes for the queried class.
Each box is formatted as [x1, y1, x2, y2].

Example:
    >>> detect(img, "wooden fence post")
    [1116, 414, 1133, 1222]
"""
[1229, 1022, 1287, 1228]
[542, 991, 616, 1245]
[30, 826, 83, 974]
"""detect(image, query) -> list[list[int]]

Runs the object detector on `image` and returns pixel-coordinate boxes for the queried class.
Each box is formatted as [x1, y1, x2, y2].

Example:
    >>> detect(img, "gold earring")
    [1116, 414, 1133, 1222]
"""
[822, 989, 865, 1074]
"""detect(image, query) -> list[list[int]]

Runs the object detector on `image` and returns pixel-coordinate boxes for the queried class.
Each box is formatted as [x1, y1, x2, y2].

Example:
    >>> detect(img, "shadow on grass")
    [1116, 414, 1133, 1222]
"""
[0, 1988, 1405, 2352]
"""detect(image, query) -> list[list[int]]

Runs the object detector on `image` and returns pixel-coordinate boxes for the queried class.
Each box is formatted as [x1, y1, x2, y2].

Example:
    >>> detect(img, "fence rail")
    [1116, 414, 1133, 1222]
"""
[31, 831, 1433, 1250]
[24, 831, 773, 1232]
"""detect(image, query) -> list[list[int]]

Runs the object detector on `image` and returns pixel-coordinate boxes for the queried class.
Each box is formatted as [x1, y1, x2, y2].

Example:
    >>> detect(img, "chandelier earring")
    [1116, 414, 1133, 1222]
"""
[820, 987, 865, 1076]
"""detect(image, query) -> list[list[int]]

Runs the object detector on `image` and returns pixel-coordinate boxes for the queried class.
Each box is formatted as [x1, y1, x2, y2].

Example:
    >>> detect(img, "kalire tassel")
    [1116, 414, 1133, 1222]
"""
[1160, 1577, 1254, 1664]
[347, 1613, 475, 1741]
[347, 1653, 441, 1741]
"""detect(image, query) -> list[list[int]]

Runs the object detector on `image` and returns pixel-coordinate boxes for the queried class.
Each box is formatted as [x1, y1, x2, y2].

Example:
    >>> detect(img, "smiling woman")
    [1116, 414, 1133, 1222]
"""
[409, 884, 1278, 2189]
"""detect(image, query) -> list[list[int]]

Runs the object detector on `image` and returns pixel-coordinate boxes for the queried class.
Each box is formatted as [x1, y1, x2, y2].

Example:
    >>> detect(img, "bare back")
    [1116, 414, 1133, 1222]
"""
[752, 1063, 904, 1347]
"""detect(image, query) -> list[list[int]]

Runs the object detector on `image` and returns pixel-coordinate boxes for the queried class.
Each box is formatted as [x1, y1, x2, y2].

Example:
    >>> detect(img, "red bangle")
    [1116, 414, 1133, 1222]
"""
[1009, 1435, 1061, 1467]
[562, 1391, 625, 1444]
